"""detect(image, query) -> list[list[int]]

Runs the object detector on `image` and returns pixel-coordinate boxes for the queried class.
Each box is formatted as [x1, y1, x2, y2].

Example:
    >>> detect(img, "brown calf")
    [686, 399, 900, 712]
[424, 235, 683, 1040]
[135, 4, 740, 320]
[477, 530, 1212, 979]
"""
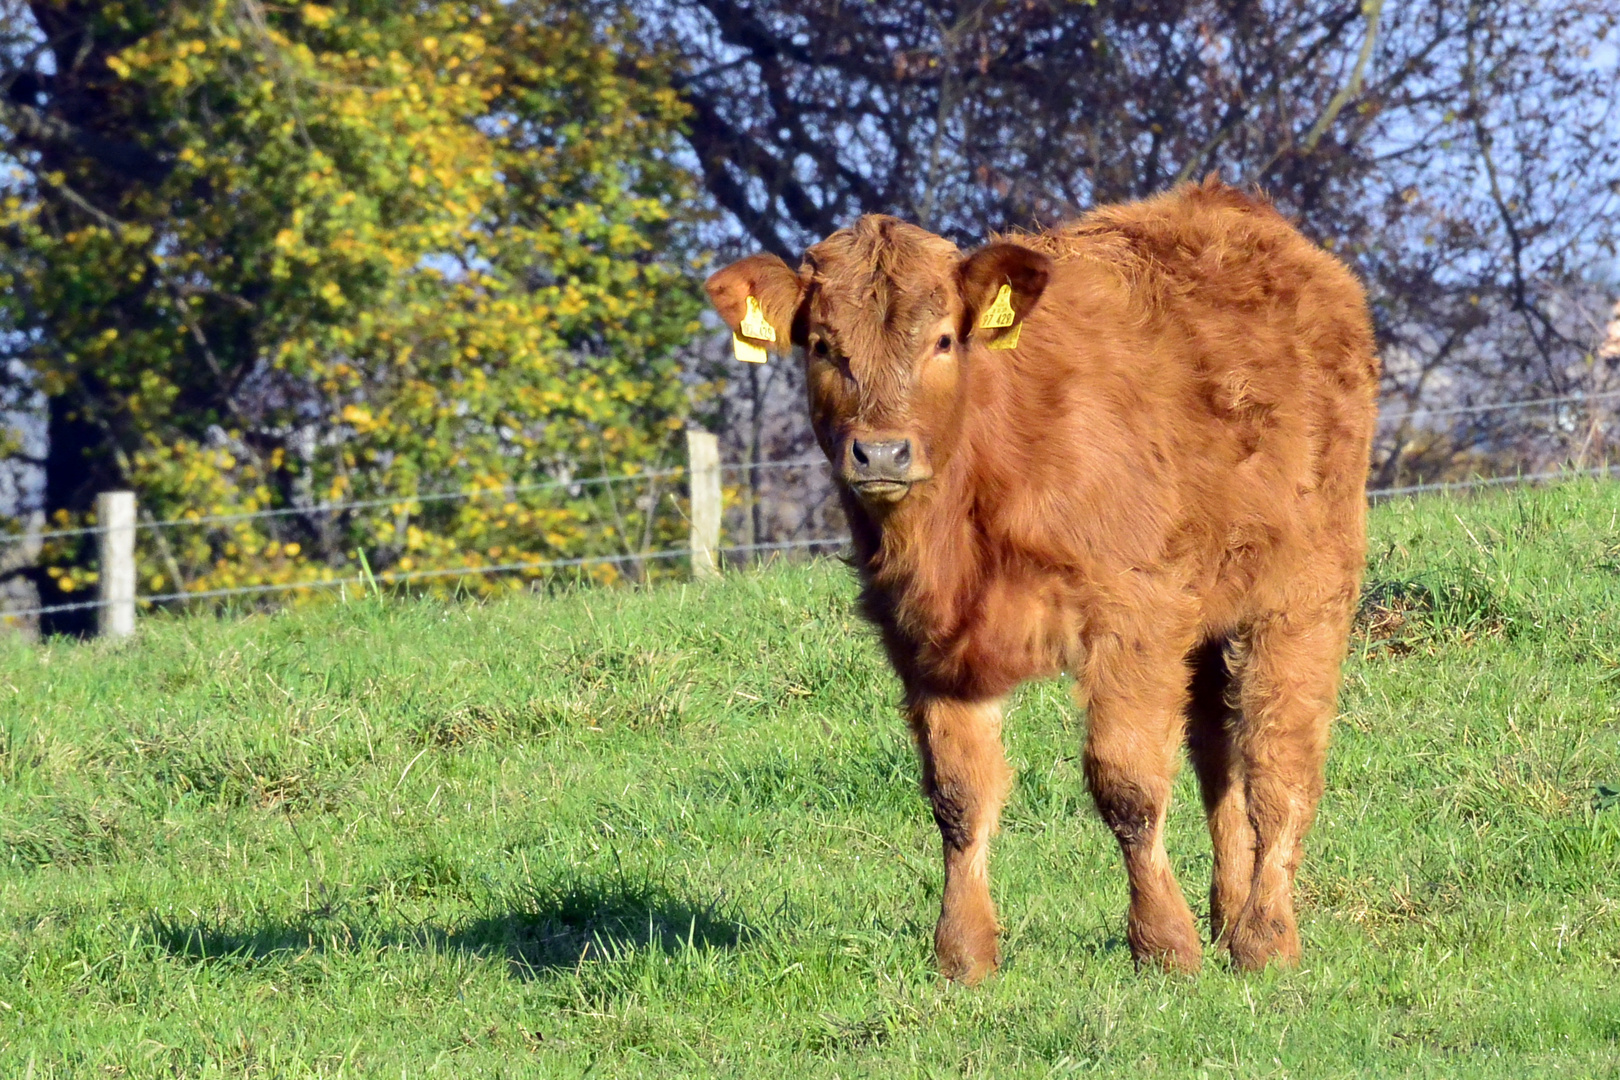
[706, 178, 1378, 984]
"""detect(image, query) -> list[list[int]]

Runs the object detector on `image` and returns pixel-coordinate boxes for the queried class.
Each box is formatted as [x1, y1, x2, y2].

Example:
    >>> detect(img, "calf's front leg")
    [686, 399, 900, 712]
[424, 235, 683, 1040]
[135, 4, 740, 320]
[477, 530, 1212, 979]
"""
[907, 695, 1012, 985]
[1081, 630, 1203, 973]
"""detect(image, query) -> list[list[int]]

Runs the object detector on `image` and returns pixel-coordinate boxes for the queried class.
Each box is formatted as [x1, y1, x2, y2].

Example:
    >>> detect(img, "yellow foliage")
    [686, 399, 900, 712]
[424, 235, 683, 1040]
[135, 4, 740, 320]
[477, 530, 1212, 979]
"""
[10, 2, 707, 613]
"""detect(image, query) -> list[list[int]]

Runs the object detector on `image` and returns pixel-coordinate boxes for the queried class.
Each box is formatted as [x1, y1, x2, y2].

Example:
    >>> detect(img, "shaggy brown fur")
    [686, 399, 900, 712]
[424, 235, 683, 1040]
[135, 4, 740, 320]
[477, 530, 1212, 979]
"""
[706, 178, 1379, 985]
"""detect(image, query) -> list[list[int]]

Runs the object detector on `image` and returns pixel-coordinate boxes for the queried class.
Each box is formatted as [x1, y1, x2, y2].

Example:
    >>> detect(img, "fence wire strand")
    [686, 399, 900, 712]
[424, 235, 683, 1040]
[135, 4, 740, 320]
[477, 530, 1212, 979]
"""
[1366, 463, 1620, 499]
[6, 468, 690, 544]
[1379, 387, 1620, 423]
[4, 456, 835, 546]
[0, 537, 845, 621]
[722, 456, 826, 475]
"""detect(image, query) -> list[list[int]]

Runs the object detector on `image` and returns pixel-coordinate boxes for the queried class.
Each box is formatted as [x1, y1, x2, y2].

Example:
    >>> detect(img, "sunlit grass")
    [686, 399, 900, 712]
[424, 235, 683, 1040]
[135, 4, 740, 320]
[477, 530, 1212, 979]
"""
[2, 481, 1618, 1077]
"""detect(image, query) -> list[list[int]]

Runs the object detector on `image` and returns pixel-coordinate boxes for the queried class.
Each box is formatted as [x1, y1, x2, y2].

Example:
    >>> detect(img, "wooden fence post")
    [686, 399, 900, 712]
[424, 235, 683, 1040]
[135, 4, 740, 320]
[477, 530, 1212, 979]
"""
[686, 429, 721, 580]
[97, 491, 137, 638]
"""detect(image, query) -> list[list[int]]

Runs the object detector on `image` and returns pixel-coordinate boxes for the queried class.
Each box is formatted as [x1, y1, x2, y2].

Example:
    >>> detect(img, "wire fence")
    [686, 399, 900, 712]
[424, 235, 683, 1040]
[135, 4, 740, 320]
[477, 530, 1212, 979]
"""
[8, 460, 1612, 623]
[9, 458, 1607, 624]
[5, 396, 1620, 626]
[8, 384, 1612, 546]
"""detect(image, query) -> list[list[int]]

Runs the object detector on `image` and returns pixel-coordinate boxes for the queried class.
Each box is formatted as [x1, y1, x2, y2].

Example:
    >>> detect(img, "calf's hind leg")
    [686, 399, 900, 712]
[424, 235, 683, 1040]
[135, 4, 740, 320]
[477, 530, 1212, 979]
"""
[908, 695, 1012, 985]
[1184, 638, 1257, 944]
[1226, 610, 1348, 970]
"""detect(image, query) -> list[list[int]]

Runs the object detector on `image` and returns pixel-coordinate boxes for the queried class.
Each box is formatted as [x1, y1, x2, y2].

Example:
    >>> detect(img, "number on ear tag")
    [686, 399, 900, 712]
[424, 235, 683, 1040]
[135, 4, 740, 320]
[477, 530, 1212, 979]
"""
[979, 283, 1017, 329]
[986, 321, 1022, 351]
[732, 334, 768, 364]
[739, 295, 777, 342]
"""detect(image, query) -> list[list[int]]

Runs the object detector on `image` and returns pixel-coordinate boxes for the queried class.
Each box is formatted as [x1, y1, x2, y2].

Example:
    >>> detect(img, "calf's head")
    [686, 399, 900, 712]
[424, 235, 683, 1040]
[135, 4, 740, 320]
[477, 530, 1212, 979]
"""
[705, 216, 1052, 509]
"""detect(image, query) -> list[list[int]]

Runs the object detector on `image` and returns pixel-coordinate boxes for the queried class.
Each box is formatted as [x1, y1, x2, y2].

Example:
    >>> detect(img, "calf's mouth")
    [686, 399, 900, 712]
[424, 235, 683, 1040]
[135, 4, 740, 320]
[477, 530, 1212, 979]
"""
[850, 477, 915, 504]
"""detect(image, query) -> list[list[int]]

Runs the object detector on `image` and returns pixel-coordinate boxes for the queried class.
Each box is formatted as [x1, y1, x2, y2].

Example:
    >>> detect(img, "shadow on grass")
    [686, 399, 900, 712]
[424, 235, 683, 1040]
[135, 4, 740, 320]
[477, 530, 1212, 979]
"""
[149, 871, 752, 980]
[447, 873, 752, 979]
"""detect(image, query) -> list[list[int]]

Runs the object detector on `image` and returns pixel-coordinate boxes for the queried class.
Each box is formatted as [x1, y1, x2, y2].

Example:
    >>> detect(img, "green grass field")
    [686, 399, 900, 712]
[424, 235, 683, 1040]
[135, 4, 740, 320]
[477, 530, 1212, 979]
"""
[3, 481, 1619, 1078]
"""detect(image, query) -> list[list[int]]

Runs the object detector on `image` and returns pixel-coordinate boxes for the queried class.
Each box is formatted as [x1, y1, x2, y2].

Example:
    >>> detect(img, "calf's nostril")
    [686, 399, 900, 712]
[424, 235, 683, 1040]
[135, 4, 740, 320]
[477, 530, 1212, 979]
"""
[895, 442, 911, 468]
[852, 441, 871, 467]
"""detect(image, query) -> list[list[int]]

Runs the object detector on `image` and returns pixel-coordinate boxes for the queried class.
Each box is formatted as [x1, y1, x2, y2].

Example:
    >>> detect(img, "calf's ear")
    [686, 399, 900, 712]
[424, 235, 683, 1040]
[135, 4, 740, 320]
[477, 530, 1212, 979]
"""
[956, 243, 1053, 346]
[704, 253, 806, 353]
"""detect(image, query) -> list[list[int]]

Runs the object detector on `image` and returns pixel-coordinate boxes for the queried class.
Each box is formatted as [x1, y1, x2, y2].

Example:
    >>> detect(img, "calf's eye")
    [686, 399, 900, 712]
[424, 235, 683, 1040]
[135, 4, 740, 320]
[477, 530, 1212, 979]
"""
[936, 334, 953, 352]
[812, 338, 830, 357]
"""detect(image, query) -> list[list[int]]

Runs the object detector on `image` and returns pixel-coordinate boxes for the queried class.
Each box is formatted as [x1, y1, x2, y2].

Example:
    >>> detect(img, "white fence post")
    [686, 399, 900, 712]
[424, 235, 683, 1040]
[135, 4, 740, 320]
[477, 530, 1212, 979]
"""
[96, 490, 137, 638]
[686, 429, 721, 581]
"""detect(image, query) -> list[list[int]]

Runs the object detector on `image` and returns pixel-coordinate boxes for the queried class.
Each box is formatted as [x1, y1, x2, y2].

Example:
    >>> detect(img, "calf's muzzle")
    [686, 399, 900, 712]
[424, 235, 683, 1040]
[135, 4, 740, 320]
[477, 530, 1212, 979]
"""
[843, 435, 928, 504]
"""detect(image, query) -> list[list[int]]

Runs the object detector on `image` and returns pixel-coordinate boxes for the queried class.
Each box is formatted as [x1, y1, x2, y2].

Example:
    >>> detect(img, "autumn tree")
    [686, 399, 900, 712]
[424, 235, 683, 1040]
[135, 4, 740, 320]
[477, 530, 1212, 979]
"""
[0, 0, 706, 630]
[652, 0, 1620, 496]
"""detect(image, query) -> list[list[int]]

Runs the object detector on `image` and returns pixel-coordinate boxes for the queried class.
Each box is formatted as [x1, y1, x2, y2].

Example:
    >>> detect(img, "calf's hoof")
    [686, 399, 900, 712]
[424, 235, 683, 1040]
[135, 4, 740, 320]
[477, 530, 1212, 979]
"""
[1225, 907, 1301, 971]
[1127, 917, 1203, 975]
[935, 919, 1000, 986]
[937, 943, 999, 986]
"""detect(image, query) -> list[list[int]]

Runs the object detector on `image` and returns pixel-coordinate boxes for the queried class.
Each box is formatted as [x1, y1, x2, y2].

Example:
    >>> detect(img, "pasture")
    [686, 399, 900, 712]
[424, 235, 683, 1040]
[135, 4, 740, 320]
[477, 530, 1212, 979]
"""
[2, 481, 1618, 1078]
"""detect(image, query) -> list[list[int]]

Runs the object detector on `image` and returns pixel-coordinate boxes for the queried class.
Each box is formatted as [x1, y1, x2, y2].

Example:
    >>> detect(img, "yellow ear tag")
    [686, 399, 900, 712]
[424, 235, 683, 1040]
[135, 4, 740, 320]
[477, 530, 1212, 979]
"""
[986, 320, 1022, 351]
[733, 295, 775, 363]
[980, 283, 1020, 349]
[732, 334, 768, 364]
[739, 295, 777, 341]
[979, 283, 1016, 329]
